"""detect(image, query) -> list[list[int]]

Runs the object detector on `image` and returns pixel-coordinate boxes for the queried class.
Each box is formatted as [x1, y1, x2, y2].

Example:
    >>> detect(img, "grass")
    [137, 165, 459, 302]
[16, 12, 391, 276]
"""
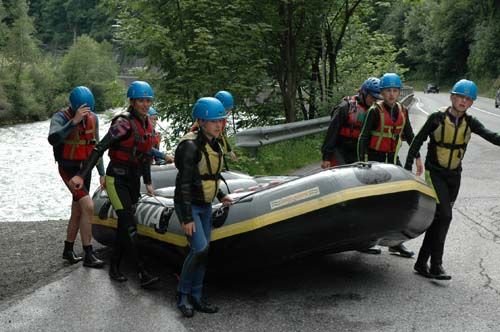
[225, 133, 323, 176]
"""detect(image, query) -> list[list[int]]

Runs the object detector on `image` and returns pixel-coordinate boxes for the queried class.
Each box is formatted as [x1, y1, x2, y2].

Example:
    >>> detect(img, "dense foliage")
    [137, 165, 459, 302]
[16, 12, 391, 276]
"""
[107, 0, 404, 137]
[0, 0, 121, 124]
[383, 0, 500, 93]
[1, 0, 499, 125]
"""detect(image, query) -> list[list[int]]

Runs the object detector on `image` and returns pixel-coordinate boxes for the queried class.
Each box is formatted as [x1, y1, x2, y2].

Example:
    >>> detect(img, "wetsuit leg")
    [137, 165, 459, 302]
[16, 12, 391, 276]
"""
[418, 171, 461, 266]
[430, 172, 461, 266]
[177, 203, 211, 297]
[105, 174, 142, 268]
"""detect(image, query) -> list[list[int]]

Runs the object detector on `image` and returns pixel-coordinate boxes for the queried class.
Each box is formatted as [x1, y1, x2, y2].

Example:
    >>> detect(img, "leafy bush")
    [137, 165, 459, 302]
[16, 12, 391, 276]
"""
[60, 35, 121, 112]
[226, 133, 323, 176]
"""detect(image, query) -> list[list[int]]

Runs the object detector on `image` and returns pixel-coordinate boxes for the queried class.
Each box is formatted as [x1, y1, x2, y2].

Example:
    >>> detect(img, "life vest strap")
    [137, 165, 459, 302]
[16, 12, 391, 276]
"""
[200, 174, 220, 181]
[435, 142, 467, 150]
[370, 131, 396, 138]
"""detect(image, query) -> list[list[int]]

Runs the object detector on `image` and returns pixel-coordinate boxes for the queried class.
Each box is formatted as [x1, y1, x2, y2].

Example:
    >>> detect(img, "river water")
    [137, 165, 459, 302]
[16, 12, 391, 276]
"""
[0, 110, 117, 222]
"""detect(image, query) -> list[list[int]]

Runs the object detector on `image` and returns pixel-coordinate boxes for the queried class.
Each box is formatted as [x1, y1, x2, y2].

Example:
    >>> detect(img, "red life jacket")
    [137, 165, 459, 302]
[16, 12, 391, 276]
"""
[338, 96, 367, 139]
[368, 101, 406, 153]
[60, 108, 97, 161]
[109, 114, 153, 166]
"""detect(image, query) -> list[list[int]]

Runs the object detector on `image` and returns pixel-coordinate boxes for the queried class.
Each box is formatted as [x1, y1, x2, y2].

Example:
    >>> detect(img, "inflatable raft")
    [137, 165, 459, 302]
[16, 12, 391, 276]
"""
[92, 162, 437, 269]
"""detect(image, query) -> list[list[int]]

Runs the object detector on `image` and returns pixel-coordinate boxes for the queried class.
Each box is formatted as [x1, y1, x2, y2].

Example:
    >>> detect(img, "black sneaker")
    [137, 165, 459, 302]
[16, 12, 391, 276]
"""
[109, 262, 127, 282]
[178, 304, 194, 318]
[189, 296, 219, 314]
[414, 261, 432, 278]
[176, 292, 195, 318]
[430, 264, 452, 280]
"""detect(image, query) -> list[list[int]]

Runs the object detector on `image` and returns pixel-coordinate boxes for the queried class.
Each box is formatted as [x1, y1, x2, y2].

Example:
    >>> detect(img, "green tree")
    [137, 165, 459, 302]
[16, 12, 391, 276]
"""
[109, 0, 272, 134]
[28, 0, 113, 51]
[60, 35, 122, 112]
[2, 0, 42, 119]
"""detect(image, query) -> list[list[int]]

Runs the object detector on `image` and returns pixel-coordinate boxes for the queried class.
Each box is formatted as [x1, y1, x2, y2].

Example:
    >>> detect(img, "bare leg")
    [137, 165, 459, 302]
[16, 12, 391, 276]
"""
[78, 196, 93, 246]
[63, 201, 83, 264]
[66, 201, 82, 242]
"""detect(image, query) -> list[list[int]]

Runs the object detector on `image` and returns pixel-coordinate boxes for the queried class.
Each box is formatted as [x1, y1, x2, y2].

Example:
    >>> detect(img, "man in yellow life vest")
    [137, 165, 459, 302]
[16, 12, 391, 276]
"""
[358, 73, 424, 258]
[405, 79, 500, 280]
[174, 97, 233, 318]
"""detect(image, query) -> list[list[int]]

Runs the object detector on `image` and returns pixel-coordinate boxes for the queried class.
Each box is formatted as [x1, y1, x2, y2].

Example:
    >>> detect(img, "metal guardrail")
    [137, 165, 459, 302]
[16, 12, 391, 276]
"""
[236, 87, 415, 151]
[236, 116, 331, 149]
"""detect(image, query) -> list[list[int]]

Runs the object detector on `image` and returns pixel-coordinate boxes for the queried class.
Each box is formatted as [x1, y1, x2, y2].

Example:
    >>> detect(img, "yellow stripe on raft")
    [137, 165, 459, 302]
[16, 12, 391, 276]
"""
[92, 179, 436, 247]
[91, 217, 188, 246]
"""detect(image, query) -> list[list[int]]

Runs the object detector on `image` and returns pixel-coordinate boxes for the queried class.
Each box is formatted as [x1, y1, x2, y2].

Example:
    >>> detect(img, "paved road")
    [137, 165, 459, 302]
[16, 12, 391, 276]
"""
[1, 92, 500, 331]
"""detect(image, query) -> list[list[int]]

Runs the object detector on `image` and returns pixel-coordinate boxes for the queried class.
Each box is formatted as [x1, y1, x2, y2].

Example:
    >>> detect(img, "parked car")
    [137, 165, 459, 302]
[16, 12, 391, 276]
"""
[496, 89, 500, 108]
[424, 83, 439, 94]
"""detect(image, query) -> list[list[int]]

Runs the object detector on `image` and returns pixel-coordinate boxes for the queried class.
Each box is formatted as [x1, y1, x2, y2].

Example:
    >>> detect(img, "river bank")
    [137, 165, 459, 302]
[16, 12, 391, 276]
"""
[0, 220, 107, 303]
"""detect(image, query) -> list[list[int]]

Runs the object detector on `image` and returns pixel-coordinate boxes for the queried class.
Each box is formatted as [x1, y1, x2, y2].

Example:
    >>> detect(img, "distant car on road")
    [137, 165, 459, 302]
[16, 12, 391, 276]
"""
[424, 83, 439, 94]
[496, 89, 500, 108]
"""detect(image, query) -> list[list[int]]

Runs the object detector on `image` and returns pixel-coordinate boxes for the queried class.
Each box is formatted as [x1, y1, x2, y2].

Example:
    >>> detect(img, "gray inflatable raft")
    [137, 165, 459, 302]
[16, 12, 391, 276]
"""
[92, 162, 436, 268]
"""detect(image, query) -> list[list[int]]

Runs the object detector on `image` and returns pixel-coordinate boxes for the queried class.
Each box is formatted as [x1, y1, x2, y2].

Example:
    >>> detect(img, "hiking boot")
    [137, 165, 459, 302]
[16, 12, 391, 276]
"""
[82, 245, 105, 268]
[62, 241, 83, 264]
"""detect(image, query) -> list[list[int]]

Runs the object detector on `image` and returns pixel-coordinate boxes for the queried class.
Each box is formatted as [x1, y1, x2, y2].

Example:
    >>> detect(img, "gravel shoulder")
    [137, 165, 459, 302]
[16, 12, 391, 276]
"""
[0, 220, 107, 304]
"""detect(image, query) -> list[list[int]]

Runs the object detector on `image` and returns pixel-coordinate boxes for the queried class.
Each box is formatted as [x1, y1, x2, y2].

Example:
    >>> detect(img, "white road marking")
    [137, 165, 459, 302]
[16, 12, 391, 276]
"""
[415, 97, 500, 119]
[413, 97, 429, 115]
[470, 106, 500, 118]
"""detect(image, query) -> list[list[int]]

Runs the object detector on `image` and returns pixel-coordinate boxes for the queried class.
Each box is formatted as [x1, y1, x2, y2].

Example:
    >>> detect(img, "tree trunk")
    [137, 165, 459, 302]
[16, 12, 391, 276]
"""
[278, 1, 302, 123]
[298, 87, 308, 120]
[327, 0, 364, 96]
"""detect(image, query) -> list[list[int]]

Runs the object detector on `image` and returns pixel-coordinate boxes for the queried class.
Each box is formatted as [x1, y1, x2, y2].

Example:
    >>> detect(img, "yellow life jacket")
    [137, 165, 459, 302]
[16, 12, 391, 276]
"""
[179, 132, 223, 203]
[432, 107, 471, 170]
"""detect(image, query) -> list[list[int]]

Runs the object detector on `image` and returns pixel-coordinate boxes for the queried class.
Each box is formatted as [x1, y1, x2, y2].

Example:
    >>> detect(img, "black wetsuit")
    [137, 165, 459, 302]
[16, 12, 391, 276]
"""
[78, 110, 152, 271]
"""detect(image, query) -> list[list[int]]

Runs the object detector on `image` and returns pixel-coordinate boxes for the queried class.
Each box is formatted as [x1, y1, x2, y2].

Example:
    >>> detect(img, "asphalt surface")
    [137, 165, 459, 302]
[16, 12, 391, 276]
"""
[1, 92, 500, 331]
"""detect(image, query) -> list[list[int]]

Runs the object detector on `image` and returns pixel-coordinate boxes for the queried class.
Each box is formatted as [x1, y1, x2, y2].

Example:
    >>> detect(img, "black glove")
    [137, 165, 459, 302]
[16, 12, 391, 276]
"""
[212, 206, 229, 228]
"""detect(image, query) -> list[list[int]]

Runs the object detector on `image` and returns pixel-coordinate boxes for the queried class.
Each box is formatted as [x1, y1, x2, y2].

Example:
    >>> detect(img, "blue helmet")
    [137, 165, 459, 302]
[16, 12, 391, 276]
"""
[360, 77, 382, 99]
[127, 81, 154, 99]
[69, 86, 95, 112]
[148, 107, 158, 117]
[379, 73, 402, 89]
[214, 90, 234, 110]
[450, 79, 477, 100]
[192, 97, 226, 121]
